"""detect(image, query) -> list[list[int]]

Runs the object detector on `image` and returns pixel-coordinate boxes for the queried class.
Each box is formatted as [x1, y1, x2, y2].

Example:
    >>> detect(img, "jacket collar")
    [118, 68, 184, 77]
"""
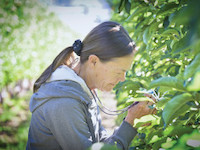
[47, 65, 93, 98]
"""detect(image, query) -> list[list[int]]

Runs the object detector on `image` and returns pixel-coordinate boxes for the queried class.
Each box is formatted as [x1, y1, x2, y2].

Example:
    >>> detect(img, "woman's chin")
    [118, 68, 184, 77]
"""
[103, 88, 112, 92]
[101, 84, 114, 92]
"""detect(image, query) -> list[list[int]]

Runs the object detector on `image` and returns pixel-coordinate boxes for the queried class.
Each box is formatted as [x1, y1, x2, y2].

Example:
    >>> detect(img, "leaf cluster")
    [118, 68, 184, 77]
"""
[110, 0, 200, 149]
[0, 0, 78, 149]
[0, 0, 78, 89]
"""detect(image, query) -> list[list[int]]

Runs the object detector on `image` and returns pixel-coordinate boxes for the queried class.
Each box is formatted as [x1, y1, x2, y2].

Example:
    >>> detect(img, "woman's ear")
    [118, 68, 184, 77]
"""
[88, 55, 100, 67]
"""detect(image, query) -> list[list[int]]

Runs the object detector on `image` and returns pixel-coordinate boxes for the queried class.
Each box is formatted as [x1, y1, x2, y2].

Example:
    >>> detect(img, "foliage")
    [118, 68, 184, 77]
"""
[0, 94, 31, 150]
[110, 0, 200, 149]
[0, 0, 78, 149]
[0, 0, 78, 89]
[89, 142, 118, 150]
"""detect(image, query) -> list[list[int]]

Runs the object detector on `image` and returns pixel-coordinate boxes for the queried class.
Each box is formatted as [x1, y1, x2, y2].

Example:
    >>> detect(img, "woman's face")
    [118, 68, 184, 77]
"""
[93, 53, 134, 91]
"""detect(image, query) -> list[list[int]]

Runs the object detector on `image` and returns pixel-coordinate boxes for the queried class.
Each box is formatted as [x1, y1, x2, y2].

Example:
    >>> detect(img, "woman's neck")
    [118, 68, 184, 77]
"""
[73, 62, 95, 90]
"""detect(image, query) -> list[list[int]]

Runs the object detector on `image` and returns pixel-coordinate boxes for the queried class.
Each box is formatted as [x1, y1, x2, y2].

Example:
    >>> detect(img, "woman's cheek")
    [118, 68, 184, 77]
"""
[115, 74, 122, 83]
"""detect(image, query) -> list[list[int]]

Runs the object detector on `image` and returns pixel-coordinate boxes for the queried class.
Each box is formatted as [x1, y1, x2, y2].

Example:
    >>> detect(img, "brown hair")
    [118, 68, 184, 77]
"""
[33, 21, 136, 92]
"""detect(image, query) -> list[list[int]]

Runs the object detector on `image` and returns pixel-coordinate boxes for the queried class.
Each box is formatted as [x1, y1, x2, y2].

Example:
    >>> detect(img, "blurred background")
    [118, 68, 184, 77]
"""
[1, 0, 200, 149]
[0, 0, 114, 149]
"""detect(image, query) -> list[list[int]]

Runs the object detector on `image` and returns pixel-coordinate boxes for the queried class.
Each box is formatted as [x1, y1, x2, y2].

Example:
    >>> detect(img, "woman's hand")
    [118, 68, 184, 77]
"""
[124, 94, 157, 126]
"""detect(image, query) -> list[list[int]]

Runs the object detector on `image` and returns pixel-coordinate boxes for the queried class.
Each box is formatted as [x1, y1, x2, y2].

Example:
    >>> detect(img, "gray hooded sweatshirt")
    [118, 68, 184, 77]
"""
[26, 65, 137, 150]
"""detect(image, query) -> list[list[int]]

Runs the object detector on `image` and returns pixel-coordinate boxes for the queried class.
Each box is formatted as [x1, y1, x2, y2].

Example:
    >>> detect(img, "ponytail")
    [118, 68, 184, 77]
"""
[33, 21, 136, 92]
[33, 47, 74, 92]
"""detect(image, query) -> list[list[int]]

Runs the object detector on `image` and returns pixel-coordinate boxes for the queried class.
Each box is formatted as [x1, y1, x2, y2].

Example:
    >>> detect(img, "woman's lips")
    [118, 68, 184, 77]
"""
[110, 83, 115, 86]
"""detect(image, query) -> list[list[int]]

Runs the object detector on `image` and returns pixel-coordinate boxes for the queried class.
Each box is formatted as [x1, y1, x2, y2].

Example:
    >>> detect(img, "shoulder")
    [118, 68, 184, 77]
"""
[42, 80, 85, 93]
[39, 80, 92, 104]
[31, 80, 92, 119]
[44, 97, 85, 111]
[39, 97, 88, 124]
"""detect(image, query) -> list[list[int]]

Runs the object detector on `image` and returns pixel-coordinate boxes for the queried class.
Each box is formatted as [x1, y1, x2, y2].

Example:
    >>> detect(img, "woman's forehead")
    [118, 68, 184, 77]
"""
[106, 55, 134, 70]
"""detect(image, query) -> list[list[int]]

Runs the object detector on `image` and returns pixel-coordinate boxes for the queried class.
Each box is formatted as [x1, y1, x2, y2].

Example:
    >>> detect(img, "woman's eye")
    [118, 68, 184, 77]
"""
[117, 72, 123, 75]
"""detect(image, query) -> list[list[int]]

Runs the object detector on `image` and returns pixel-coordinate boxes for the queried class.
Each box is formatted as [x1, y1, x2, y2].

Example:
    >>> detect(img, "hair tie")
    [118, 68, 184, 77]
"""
[73, 39, 83, 56]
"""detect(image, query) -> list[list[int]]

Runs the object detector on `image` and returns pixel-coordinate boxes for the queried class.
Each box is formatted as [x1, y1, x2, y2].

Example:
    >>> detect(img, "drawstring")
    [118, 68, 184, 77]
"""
[90, 90, 139, 116]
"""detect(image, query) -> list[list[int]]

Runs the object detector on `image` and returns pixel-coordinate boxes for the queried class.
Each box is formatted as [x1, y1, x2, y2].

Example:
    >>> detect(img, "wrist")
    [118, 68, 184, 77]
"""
[124, 116, 135, 126]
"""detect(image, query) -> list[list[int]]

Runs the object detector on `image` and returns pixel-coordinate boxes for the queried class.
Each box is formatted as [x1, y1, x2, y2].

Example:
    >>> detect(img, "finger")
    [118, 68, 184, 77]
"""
[138, 101, 147, 105]
[147, 104, 154, 110]
[147, 101, 154, 106]
[144, 93, 156, 102]
[144, 93, 153, 98]
[148, 108, 157, 115]
[128, 101, 139, 109]
[142, 122, 151, 127]
[136, 101, 147, 110]
[152, 108, 157, 114]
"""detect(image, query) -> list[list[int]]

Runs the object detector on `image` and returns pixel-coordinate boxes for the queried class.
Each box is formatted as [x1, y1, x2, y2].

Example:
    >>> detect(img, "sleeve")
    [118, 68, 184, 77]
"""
[99, 123, 109, 141]
[44, 98, 93, 150]
[98, 114, 138, 150]
[103, 121, 138, 150]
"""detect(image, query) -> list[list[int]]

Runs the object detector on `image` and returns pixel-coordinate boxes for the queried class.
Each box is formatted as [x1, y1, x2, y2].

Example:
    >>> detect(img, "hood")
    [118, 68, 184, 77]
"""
[29, 65, 93, 112]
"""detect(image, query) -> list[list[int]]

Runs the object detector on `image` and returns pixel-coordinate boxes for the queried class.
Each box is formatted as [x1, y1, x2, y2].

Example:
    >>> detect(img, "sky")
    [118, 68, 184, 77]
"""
[47, 0, 111, 38]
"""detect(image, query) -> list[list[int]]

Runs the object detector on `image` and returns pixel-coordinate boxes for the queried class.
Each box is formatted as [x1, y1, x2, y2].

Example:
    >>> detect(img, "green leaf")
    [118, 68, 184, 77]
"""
[164, 125, 194, 137]
[165, 65, 180, 76]
[161, 28, 180, 38]
[148, 21, 160, 33]
[169, 6, 192, 26]
[161, 140, 177, 149]
[149, 135, 161, 144]
[184, 53, 200, 79]
[126, 7, 147, 21]
[118, 0, 125, 13]
[146, 128, 164, 143]
[155, 43, 167, 52]
[169, 102, 190, 123]
[152, 137, 168, 150]
[156, 97, 171, 108]
[187, 70, 200, 91]
[172, 33, 191, 54]
[157, 3, 179, 17]
[134, 114, 159, 128]
[126, 97, 154, 103]
[162, 93, 193, 126]
[114, 80, 142, 92]
[143, 27, 151, 45]
[149, 76, 186, 91]
[178, 130, 200, 148]
[89, 142, 118, 150]
[192, 39, 200, 55]
[125, 0, 131, 14]
[163, 16, 169, 28]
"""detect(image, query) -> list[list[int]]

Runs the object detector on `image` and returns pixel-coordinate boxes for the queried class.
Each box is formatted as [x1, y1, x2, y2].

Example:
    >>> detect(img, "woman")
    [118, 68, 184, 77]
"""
[26, 21, 156, 150]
